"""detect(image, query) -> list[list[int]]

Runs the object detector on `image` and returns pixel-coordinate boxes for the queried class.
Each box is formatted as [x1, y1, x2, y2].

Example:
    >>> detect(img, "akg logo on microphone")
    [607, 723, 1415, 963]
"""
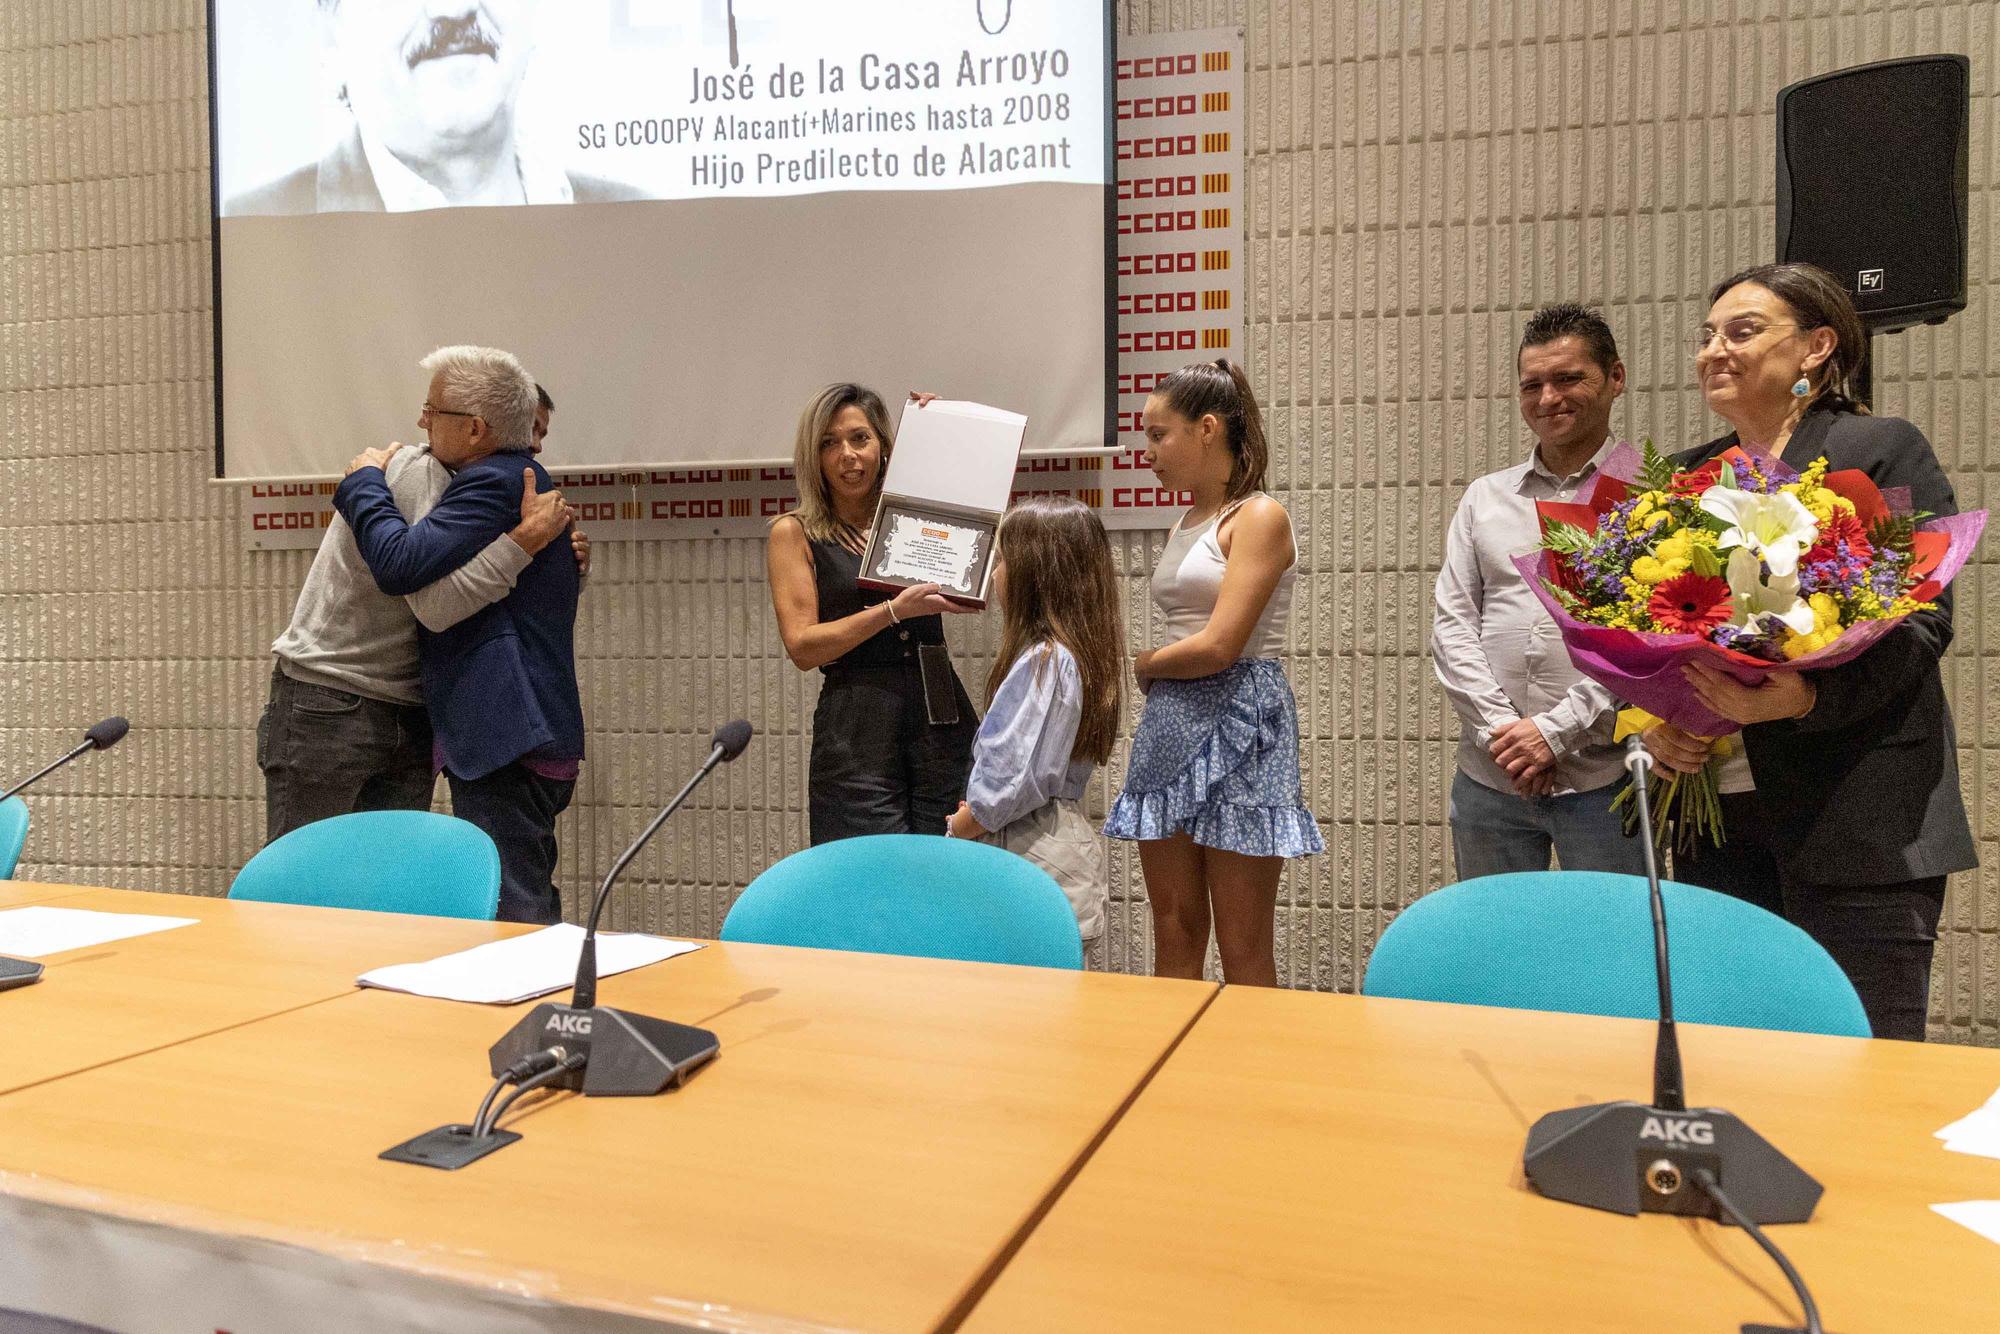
[545, 1012, 593, 1038]
[1639, 1115, 1715, 1146]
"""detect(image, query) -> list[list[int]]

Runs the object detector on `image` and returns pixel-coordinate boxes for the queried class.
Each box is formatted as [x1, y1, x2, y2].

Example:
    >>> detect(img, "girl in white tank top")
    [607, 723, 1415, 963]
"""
[1103, 360, 1323, 987]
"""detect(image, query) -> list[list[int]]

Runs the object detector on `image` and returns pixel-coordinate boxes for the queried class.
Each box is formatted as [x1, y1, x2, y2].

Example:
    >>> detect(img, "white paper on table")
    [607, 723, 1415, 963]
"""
[356, 923, 702, 1005]
[883, 398, 1027, 513]
[0, 906, 198, 958]
[1932, 1200, 2000, 1247]
[1935, 1086, 2000, 1160]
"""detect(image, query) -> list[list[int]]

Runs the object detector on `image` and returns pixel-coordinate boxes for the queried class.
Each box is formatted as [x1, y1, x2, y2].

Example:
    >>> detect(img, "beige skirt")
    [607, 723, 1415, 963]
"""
[980, 797, 1107, 941]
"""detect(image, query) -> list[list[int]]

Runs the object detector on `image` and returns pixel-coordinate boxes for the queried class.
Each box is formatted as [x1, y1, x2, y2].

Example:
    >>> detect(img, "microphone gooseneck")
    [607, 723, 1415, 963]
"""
[2, 717, 132, 802]
[572, 721, 755, 1009]
[1624, 736, 1683, 1112]
[1522, 731, 1822, 1230]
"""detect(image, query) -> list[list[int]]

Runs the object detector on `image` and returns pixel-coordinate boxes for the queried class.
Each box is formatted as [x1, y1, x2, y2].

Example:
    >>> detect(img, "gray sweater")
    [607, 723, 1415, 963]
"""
[271, 446, 531, 705]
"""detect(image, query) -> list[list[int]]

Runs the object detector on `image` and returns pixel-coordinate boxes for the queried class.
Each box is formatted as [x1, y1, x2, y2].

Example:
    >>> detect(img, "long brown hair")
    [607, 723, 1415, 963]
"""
[986, 496, 1124, 765]
[1154, 358, 1270, 500]
[1708, 262, 1871, 416]
[782, 383, 896, 546]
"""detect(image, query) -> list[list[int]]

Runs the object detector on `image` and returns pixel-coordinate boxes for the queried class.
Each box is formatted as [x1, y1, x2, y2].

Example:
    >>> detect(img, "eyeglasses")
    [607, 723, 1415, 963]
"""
[422, 402, 480, 424]
[1691, 319, 1800, 356]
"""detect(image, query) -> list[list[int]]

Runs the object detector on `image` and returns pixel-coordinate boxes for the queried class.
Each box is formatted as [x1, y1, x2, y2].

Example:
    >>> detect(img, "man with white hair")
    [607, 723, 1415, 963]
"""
[259, 378, 575, 846]
[336, 345, 585, 923]
[229, 0, 643, 215]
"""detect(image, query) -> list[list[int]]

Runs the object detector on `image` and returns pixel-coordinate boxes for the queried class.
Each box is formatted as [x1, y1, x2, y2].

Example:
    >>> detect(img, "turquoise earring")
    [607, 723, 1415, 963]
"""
[1791, 375, 1811, 398]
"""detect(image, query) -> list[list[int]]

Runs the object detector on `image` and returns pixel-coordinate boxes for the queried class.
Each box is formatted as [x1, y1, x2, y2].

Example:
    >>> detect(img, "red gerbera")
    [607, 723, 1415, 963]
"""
[1668, 459, 1725, 498]
[1803, 509, 1873, 567]
[1648, 573, 1733, 635]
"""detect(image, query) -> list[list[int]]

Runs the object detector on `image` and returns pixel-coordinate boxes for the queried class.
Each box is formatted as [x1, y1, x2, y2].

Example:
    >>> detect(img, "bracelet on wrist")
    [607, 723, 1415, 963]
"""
[886, 602, 901, 626]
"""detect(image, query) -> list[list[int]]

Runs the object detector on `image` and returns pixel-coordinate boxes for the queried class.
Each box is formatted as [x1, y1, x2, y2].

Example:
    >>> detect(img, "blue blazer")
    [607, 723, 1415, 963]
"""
[335, 450, 584, 781]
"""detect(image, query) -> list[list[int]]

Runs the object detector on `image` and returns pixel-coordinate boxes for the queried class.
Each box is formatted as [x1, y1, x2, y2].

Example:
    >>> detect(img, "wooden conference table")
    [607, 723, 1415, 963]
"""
[964, 985, 2000, 1332]
[1, 885, 1997, 1331]
[0, 885, 1214, 1332]
[0, 885, 516, 1093]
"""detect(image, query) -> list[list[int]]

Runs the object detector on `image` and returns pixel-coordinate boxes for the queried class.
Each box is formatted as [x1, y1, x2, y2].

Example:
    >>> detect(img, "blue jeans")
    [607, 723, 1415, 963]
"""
[1448, 770, 1648, 880]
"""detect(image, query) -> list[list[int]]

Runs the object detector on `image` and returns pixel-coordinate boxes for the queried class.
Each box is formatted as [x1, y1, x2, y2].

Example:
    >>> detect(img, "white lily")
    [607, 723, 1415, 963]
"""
[1700, 486, 1819, 577]
[1724, 546, 1816, 636]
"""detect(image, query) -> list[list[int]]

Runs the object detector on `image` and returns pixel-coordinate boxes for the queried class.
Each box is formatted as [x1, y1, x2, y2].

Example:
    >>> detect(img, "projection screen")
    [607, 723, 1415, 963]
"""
[209, 1, 1113, 480]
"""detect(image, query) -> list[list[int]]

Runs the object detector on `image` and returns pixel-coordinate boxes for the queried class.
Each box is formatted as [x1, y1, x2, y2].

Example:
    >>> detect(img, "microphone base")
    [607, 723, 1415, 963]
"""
[490, 1002, 719, 1097]
[1524, 1101, 1821, 1224]
[1, 956, 44, 991]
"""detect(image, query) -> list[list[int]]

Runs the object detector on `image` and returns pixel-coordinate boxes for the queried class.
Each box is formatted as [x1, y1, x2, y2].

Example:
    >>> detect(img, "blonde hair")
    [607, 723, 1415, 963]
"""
[782, 383, 895, 546]
[987, 496, 1124, 765]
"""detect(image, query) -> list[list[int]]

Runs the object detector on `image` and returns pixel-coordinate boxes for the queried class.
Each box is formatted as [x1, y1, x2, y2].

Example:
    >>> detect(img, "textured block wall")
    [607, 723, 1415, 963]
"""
[2, 1, 1995, 1041]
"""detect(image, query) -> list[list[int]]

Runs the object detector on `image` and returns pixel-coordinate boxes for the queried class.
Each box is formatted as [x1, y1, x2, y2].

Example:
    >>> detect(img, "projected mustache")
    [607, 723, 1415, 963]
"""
[404, 12, 502, 69]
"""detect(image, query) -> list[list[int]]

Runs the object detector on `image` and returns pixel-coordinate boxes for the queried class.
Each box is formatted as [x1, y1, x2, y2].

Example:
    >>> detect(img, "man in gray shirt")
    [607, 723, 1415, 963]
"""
[258, 429, 576, 844]
[1431, 303, 1647, 879]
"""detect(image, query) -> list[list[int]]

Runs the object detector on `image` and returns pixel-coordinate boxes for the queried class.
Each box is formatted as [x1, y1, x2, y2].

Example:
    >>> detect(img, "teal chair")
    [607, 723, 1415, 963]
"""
[229, 810, 501, 920]
[721, 834, 1083, 970]
[0, 796, 27, 879]
[1362, 871, 1870, 1038]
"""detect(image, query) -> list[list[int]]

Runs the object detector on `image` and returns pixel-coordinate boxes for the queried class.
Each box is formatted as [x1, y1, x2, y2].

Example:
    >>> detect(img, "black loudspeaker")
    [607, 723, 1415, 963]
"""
[1776, 54, 1970, 332]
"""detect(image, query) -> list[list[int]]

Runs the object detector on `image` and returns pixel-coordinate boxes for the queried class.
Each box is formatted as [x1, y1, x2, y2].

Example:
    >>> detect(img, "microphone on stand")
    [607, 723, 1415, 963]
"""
[487, 720, 754, 1097]
[1521, 735, 1822, 1224]
[2, 716, 129, 802]
[4, 717, 131, 992]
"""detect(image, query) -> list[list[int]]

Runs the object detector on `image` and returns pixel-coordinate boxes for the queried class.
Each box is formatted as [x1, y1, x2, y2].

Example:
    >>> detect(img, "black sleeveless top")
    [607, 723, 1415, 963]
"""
[809, 536, 946, 673]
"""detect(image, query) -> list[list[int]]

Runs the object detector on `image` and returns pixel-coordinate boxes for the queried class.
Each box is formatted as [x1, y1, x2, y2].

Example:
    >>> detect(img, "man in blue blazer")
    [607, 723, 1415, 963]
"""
[335, 345, 584, 923]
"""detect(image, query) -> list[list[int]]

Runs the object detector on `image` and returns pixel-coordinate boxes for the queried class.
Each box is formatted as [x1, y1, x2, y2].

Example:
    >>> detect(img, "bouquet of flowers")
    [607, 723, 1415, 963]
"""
[1510, 441, 1985, 851]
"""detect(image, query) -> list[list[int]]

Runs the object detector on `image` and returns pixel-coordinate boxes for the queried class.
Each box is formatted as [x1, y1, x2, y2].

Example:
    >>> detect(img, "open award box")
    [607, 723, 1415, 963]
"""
[856, 399, 1027, 609]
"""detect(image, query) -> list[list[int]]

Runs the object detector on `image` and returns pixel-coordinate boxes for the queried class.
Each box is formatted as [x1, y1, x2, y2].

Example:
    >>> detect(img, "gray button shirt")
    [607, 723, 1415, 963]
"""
[1432, 438, 1625, 795]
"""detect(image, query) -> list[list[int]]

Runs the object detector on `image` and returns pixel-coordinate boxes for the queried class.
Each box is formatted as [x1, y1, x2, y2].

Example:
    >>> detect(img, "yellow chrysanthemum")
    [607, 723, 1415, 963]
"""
[1782, 592, 1845, 658]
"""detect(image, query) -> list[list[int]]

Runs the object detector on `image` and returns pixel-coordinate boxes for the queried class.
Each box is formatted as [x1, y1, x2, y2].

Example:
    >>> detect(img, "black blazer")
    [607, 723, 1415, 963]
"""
[1675, 409, 1976, 886]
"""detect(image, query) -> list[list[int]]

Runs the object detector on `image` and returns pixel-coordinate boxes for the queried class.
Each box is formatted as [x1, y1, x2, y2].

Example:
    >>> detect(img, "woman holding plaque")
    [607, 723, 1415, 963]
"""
[1105, 360, 1323, 986]
[767, 383, 979, 845]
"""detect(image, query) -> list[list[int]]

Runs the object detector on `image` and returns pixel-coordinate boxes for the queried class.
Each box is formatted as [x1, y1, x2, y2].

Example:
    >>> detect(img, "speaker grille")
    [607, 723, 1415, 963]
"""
[1776, 56, 1969, 330]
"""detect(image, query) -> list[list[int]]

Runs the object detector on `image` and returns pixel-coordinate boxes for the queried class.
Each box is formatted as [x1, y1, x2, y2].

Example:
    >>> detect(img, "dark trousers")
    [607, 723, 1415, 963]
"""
[1673, 792, 1946, 1041]
[257, 665, 434, 845]
[809, 662, 976, 845]
[448, 762, 575, 924]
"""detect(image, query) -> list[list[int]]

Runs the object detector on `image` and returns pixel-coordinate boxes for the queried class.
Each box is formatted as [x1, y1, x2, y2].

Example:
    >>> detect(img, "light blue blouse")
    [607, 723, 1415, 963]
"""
[966, 641, 1096, 832]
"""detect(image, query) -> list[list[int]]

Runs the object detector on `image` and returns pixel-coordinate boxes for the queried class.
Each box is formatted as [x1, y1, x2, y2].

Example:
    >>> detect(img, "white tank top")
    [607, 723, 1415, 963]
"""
[1150, 493, 1296, 660]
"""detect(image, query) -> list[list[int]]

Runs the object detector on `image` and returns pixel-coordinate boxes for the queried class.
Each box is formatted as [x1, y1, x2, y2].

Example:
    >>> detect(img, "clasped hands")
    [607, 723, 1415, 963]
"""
[1489, 717, 1557, 797]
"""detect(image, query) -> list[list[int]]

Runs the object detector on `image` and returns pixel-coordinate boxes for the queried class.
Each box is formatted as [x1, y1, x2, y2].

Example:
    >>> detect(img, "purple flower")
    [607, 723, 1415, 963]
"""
[1732, 454, 1801, 495]
[1713, 621, 1788, 661]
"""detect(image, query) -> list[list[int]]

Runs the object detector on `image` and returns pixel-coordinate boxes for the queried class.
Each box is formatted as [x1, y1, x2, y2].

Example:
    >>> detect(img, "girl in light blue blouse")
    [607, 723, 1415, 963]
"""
[947, 497, 1125, 942]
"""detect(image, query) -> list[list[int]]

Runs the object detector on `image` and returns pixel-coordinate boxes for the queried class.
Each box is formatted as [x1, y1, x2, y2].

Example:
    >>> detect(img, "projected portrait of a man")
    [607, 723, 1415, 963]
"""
[228, 0, 643, 216]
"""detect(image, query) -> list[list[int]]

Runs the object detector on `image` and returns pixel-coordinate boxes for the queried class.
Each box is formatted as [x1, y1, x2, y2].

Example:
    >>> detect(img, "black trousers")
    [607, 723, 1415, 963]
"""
[257, 666, 434, 845]
[448, 761, 575, 924]
[1673, 791, 1946, 1041]
[809, 661, 976, 845]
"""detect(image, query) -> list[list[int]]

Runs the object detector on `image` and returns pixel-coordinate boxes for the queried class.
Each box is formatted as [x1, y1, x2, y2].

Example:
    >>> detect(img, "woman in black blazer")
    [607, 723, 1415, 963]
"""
[1644, 262, 1977, 1041]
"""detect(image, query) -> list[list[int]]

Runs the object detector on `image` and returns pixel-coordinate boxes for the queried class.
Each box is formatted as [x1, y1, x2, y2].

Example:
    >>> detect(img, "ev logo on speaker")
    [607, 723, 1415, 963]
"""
[1639, 1115, 1715, 1146]
[1858, 268, 1885, 293]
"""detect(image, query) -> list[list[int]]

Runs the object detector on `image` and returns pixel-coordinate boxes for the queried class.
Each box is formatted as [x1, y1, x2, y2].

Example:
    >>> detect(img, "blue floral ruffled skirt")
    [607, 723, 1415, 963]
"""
[1104, 658, 1324, 858]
